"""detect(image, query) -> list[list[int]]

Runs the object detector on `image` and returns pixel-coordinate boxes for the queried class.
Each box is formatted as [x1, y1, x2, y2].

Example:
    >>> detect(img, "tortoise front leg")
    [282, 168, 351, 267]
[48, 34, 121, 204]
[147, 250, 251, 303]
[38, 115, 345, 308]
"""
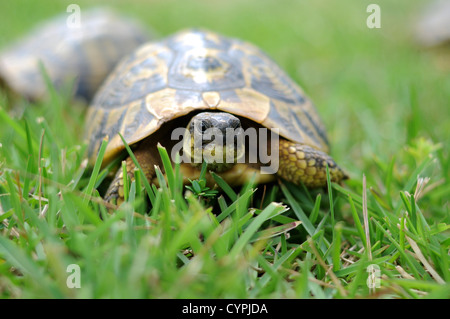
[277, 140, 347, 188]
[104, 147, 156, 205]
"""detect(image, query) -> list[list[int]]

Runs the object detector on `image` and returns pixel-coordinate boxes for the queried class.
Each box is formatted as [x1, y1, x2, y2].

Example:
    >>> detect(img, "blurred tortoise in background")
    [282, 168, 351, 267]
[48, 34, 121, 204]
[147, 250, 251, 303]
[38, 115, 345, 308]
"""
[85, 29, 347, 204]
[415, 0, 450, 48]
[0, 8, 152, 103]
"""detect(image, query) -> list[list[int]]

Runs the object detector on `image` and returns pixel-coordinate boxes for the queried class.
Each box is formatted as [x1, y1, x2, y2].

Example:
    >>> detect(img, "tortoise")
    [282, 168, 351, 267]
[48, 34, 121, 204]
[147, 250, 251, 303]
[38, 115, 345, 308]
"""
[0, 8, 151, 102]
[85, 29, 347, 204]
[415, 0, 450, 48]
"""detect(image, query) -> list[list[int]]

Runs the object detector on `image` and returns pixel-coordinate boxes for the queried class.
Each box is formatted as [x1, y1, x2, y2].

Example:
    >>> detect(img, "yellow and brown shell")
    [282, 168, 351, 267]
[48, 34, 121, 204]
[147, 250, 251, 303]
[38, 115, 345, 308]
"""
[86, 29, 330, 165]
[0, 8, 151, 102]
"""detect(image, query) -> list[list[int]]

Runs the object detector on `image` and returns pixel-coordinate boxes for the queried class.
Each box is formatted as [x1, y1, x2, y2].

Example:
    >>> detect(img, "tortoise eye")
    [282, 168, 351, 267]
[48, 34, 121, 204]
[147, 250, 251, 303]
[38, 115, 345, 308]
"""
[194, 120, 208, 133]
[200, 121, 208, 133]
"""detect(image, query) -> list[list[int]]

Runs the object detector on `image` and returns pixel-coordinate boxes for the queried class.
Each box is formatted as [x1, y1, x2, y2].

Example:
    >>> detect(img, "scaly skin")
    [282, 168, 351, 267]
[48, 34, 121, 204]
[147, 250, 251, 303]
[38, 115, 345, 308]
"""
[277, 139, 347, 188]
[104, 149, 156, 206]
[104, 112, 347, 205]
[105, 138, 347, 205]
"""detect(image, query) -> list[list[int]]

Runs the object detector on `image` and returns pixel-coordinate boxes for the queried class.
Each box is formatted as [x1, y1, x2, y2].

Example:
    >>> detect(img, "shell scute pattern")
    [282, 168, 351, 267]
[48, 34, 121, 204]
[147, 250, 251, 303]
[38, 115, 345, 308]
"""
[86, 29, 330, 164]
[0, 8, 151, 101]
[168, 48, 246, 91]
[92, 43, 172, 109]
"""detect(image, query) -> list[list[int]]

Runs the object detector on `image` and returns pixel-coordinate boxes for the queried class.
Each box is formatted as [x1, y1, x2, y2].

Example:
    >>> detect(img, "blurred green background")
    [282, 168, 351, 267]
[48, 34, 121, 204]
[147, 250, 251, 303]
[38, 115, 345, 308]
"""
[1, 0, 448, 184]
[0, 0, 449, 299]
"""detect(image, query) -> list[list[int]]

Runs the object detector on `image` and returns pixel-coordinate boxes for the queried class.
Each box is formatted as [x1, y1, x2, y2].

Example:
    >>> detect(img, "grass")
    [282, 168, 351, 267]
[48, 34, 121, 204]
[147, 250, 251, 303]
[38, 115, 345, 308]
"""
[0, 0, 449, 299]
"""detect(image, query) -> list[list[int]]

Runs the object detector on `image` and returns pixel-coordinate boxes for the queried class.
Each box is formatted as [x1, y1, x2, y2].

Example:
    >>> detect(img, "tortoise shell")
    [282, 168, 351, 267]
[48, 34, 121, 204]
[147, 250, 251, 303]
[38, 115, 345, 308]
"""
[0, 8, 151, 101]
[86, 29, 330, 165]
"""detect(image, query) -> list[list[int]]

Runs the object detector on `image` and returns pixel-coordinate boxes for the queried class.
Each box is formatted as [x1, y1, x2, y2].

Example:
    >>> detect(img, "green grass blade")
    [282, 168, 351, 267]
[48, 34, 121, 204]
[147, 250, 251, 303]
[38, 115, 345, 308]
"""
[83, 137, 108, 203]
[280, 182, 316, 236]
[230, 202, 287, 258]
[118, 133, 155, 206]
[211, 171, 237, 201]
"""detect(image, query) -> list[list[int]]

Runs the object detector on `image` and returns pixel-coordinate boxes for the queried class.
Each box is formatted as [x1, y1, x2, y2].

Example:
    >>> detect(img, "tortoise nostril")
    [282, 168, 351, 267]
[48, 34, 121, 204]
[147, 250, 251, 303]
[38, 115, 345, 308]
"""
[192, 119, 209, 134]
[231, 118, 241, 129]
[200, 121, 208, 133]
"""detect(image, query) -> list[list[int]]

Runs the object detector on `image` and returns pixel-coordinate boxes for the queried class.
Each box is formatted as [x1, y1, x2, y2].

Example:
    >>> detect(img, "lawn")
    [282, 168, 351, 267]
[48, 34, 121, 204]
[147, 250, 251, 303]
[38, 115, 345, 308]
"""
[0, 0, 448, 299]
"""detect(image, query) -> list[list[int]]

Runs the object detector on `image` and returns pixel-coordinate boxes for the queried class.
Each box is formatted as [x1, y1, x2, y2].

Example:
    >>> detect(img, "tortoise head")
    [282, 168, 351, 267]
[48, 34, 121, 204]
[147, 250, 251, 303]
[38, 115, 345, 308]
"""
[183, 112, 245, 172]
